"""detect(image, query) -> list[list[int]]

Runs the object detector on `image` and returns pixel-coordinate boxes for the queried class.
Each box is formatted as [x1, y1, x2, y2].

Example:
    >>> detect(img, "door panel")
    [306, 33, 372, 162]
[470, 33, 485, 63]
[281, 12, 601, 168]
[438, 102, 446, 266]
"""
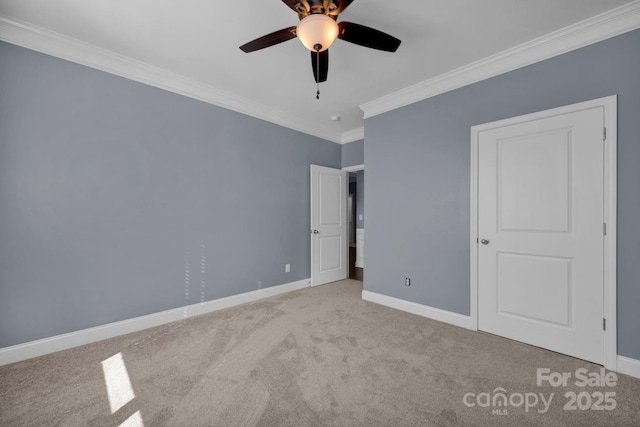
[311, 165, 347, 286]
[497, 253, 572, 327]
[319, 174, 342, 225]
[319, 236, 342, 271]
[498, 130, 571, 232]
[478, 106, 604, 364]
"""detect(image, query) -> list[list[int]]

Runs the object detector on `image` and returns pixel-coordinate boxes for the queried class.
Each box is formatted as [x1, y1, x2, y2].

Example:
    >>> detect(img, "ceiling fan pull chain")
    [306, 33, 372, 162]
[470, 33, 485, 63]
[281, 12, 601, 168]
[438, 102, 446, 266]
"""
[315, 46, 321, 99]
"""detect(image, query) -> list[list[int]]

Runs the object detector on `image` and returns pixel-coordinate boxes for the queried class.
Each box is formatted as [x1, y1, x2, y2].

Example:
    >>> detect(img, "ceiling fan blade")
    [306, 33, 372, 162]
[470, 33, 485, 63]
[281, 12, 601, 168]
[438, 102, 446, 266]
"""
[239, 26, 297, 53]
[337, 21, 401, 52]
[311, 49, 329, 83]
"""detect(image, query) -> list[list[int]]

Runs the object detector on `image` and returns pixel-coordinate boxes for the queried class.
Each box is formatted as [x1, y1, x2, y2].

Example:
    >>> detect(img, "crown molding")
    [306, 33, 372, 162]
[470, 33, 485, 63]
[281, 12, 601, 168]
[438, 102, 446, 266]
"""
[340, 127, 364, 144]
[3, 1, 639, 142]
[0, 15, 345, 144]
[360, 0, 640, 119]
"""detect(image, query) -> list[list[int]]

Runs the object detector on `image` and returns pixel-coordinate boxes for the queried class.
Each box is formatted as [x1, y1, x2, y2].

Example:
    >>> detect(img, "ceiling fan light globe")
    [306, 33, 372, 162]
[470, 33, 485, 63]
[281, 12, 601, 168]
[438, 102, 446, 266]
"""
[296, 14, 339, 52]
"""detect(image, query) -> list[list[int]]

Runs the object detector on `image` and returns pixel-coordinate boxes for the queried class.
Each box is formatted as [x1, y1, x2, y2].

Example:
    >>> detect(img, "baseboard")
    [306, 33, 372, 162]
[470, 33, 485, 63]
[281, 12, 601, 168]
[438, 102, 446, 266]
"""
[0, 278, 310, 366]
[361, 290, 475, 330]
[617, 355, 640, 379]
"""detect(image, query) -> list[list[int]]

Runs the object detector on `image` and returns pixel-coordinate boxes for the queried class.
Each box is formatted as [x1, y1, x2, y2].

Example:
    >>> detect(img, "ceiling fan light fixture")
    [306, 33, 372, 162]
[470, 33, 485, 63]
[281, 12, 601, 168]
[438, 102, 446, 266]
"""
[296, 14, 339, 52]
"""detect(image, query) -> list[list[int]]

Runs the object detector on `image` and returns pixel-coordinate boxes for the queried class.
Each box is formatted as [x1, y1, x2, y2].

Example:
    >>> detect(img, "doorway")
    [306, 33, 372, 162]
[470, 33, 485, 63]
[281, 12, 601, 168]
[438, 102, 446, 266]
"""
[470, 96, 617, 369]
[344, 165, 364, 281]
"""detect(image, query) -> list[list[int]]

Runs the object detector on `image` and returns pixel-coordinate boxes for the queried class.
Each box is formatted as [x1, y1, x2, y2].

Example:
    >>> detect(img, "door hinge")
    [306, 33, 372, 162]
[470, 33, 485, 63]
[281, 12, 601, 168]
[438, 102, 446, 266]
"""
[603, 318, 606, 331]
[603, 223, 607, 236]
[603, 127, 607, 141]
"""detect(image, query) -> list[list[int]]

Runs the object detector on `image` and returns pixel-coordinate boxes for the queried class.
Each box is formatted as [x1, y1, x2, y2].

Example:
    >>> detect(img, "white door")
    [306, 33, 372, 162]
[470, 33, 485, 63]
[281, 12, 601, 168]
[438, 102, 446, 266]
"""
[477, 106, 605, 364]
[311, 165, 347, 286]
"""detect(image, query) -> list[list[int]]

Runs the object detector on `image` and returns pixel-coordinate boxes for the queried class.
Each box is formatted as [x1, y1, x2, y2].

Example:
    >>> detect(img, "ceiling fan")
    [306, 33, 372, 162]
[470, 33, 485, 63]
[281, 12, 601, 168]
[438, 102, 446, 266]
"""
[239, 0, 401, 98]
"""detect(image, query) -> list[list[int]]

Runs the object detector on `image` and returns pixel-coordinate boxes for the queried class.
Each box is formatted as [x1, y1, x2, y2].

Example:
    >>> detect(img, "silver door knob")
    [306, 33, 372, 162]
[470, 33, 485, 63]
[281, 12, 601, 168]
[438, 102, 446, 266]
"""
[312, 230, 319, 234]
[480, 239, 490, 245]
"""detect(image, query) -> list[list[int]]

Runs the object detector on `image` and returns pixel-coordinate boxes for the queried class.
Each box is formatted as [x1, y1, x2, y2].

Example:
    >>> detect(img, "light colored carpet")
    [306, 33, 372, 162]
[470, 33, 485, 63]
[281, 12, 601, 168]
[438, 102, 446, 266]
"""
[1, 279, 639, 426]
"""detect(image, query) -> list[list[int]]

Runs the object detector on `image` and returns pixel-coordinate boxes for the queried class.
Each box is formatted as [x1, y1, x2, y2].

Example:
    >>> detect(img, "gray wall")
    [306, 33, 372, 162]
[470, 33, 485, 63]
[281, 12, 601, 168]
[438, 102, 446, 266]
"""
[0, 41, 341, 348]
[341, 139, 364, 168]
[364, 29, 640, 360]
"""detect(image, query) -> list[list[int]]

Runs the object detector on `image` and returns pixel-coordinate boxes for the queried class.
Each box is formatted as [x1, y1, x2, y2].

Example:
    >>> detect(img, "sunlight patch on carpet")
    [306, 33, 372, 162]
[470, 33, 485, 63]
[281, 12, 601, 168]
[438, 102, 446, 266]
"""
[101, 352, 136, 414]
[119, 410, 144, 427]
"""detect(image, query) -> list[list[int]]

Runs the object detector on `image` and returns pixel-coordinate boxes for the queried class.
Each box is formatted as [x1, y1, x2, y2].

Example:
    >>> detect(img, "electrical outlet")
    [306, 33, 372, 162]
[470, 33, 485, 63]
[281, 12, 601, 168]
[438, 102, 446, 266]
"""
[405, 278, 411, 286]
[285, 263, 291, 273]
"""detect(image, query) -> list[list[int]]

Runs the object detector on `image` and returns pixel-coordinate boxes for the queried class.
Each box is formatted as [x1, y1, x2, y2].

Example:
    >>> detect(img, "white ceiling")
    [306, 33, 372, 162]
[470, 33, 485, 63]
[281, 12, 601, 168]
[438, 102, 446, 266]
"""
[0, 0, 636, 143]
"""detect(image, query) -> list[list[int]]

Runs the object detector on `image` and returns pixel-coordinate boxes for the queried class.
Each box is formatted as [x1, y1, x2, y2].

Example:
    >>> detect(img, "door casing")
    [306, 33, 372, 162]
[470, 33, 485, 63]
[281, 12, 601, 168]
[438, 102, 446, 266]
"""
[469, 95, 617, 370]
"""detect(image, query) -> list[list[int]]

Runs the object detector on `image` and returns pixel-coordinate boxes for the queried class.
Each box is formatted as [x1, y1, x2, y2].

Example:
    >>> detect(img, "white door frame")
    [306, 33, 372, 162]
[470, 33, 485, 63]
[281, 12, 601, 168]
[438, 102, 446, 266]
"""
[343, 164, 364, 173]
[469, 96, 617, 370]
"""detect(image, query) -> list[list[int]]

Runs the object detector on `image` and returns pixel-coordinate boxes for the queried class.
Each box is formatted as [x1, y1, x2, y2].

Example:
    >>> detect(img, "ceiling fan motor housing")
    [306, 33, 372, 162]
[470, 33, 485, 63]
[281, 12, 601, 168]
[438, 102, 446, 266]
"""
[294, 1, 340, 17]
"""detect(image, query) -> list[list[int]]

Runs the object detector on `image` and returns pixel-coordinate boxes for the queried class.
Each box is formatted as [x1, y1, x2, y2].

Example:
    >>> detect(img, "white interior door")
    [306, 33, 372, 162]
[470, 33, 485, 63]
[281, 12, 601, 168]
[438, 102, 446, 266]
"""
[311, 165, 347, 286]
[477, 106, 605, 364]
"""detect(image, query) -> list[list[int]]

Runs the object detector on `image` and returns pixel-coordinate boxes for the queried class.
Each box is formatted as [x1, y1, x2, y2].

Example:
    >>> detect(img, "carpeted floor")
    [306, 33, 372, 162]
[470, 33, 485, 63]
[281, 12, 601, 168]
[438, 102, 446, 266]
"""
[1, 279, 639, 426]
